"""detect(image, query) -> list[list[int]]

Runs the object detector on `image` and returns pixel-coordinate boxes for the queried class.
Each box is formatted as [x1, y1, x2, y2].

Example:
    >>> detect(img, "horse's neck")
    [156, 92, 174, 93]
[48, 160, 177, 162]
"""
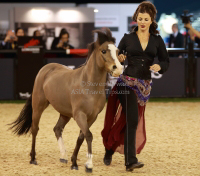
[83, 51, 107, 85]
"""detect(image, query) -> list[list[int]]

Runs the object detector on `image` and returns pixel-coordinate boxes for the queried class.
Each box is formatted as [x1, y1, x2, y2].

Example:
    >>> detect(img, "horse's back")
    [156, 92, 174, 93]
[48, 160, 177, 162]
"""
[41, 63, 73, 74]
[36, 63, 71, 80]
[33, 63, 72, 93]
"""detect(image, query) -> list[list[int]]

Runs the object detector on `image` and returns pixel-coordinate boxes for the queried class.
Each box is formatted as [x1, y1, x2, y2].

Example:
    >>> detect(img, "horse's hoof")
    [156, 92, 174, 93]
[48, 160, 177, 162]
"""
[30, 160, 38, 165]
[60, 159, 68, 163]
[71, 165, 78, 170]
[85, 166, 93, 173]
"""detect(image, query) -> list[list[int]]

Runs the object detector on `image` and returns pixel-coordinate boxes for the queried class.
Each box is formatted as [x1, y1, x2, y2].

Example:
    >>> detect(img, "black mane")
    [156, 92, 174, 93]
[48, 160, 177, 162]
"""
[74, 28, 115, 70]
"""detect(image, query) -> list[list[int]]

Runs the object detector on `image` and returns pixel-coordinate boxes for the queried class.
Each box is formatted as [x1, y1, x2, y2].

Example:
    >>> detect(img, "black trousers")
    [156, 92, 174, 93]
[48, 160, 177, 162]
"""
[116, 83, 138, 165]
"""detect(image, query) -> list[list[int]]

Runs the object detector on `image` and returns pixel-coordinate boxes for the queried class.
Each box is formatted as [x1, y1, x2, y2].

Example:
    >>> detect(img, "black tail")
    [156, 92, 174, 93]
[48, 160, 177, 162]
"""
[8, 95, 32, 135]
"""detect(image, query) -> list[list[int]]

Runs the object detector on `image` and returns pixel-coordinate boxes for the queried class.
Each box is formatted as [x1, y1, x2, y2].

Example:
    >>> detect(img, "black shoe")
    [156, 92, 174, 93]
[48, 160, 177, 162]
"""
[126, 162, 144, 171]
[103, 155, 112, 166]
[103, 148, 114, 166]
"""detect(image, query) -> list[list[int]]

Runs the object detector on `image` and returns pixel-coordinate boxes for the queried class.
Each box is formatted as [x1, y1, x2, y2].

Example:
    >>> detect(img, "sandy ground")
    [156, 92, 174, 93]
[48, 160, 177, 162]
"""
[0, 102, 200, 176]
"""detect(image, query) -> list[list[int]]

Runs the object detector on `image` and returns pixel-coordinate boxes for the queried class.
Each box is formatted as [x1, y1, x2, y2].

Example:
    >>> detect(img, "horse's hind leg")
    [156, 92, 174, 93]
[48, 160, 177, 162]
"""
[53, 114, 71, 163]
[30, 94, 49, 165]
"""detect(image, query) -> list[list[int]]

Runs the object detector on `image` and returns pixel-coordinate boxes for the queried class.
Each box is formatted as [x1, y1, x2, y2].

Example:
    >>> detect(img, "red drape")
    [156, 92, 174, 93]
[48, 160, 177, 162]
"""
[101, 84, 146, 154]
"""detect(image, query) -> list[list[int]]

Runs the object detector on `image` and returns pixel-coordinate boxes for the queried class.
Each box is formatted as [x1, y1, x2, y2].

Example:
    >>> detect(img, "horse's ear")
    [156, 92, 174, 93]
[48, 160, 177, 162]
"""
[93, 28, 115, 46]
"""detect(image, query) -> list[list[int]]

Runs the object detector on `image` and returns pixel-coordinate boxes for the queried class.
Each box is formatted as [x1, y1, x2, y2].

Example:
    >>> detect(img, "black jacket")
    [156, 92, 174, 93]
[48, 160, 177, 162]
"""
[169, 32, 184, 48]
[51, 37, 74, 50]
[0, 41, 17, 49]
[118, 27, 169, 80]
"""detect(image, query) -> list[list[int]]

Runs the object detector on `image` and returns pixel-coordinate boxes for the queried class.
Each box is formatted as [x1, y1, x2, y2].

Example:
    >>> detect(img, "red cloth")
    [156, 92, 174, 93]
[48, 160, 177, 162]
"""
[101, 84, 146, 154]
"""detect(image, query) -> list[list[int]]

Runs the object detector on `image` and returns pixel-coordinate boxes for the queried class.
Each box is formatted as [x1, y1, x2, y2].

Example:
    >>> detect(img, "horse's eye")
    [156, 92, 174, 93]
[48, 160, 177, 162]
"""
[102, 50, 106, 54]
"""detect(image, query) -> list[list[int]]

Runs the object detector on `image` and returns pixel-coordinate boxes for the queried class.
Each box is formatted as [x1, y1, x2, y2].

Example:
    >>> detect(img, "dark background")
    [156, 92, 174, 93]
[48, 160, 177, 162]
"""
[1, 0, 200, 21]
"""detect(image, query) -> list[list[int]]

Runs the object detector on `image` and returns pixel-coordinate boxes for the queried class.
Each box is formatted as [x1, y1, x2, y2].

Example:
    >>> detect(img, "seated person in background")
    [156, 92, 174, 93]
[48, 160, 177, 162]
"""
[51, 29, 74, 50]
[169, 23, 184, 58]
[33, 30, 41, 37]
[33, 30, 46, 50]
[169, 23, 184, 48]
[51, 28, 66, 50]
[14, 27, 25, 49]
[0, 30, 17, 49]
[16, 27, 25, 37]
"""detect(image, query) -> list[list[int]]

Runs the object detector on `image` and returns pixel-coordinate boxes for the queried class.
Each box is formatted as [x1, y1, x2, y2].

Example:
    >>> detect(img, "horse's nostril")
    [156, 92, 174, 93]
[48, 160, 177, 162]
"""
[112, 65, 117, 70]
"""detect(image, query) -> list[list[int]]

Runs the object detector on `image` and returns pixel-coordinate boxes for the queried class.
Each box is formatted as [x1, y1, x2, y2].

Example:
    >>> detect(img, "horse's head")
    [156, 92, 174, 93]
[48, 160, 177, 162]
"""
[91, 28, 123, 77]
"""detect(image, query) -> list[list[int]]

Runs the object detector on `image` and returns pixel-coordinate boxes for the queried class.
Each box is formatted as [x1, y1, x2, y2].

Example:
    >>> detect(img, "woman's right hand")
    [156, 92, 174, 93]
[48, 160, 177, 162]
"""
[118, 54, 126, 62]
[4, 35, 11, 42]
[56, 41, 63, 48]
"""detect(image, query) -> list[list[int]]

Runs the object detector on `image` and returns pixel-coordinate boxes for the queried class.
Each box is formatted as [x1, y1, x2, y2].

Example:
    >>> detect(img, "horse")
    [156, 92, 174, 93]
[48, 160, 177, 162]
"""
[9, 28, 123, 172]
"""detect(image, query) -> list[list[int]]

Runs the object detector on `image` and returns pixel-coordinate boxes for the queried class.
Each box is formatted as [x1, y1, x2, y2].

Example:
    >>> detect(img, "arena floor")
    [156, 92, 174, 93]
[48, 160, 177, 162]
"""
[0, 102, 200, 176]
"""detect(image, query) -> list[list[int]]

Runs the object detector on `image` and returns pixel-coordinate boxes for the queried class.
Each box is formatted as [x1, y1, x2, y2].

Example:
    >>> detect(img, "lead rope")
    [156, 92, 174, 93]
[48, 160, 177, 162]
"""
[123, 50, 129, 165]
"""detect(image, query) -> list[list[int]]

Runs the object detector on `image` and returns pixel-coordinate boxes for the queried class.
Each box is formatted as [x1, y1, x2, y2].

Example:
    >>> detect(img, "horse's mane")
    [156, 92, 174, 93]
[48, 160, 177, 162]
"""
[74, 28, 115, 70]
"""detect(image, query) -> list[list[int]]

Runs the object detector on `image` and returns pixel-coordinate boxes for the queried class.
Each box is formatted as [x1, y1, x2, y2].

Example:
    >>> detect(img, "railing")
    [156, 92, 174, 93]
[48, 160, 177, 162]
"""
[0, 48, 200, 54]
[0, 48, 200, 99]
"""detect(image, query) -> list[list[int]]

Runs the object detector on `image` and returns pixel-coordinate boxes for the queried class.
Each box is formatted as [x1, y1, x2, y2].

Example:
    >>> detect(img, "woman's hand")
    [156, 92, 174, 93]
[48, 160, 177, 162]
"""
[150, 64, 161, 72]
[56, 41, 63, 48]
[4, 35, 11, 42]
[63, 46, 70, 50]
[118, 54, 126, 62]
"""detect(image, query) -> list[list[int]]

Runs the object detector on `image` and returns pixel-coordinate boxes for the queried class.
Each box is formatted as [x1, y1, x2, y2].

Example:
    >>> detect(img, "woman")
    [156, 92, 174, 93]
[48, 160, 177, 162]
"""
[101, 1, 169, 172]
[1, 27, 25, 49]
[33, 30, 41, 37]
[51, 28, 74, 50]
[15, 27, 25, 37]
[33, 30, 46, 49]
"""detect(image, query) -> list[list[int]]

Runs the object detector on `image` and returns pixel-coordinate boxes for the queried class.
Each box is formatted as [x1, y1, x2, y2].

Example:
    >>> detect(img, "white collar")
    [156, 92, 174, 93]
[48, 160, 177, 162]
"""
[173, 31, 178, 37]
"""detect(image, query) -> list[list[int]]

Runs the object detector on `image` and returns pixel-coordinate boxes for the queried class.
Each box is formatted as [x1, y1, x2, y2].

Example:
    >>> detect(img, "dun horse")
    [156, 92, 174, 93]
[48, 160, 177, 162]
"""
[9, 28, 123, 172]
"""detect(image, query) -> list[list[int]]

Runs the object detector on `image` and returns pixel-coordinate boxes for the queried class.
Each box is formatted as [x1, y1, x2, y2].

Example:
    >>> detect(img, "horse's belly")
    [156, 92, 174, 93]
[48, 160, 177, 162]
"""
[50, 101, 73, 117]
[44, 88, 73, 117]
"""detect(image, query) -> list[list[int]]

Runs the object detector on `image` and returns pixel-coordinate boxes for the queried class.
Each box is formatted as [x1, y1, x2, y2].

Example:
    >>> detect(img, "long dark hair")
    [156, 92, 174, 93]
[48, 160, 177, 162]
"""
[59, 29, 69, 39]
[15, 27, 24, 35]
[132, 1, 159, 34]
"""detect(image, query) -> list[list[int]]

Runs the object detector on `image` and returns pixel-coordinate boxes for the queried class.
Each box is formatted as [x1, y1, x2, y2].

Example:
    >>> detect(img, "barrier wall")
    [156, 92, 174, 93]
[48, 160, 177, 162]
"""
[150, 57, 186, 97]
[197, 58, 200, 97]
[0, 58, 14, 99]
[0, 51, 199, 100]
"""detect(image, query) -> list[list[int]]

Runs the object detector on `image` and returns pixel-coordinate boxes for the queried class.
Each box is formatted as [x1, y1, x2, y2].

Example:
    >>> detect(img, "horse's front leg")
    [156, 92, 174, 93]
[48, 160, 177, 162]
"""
[74, 111, 93, 173]
[71, 130, 84, 170]
[53, 114, 71, 163]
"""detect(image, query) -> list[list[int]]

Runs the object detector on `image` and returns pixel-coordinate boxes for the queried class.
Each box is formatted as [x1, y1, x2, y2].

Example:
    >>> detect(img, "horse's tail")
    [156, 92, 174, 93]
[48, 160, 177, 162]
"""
[8, 95, 32, 136]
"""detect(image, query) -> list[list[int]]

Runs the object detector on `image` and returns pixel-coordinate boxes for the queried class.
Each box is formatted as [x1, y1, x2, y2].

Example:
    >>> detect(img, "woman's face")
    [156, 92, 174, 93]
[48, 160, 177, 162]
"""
[16, 29, 24, 36]
[35, 31, 41, 36]
[61, 34, 69, 43]
[137, 12, 152, 32]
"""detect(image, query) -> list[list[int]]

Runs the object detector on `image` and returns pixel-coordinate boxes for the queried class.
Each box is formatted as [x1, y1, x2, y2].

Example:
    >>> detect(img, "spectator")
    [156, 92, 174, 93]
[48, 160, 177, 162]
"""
[169, 24, 184, 48]
[51, 28, 74, 50]
[0, 30, 17, 49]
[51, 28, 66, 50]
[14, 27, 25, 49]
[33, 30, 46, 50]
[15, 27, 25, 37]
[33, 30, 41, 37]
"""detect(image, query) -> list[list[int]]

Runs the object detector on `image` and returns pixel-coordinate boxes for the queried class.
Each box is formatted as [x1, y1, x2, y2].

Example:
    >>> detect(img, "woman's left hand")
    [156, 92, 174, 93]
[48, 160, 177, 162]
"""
[150, 64, 161, 72]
